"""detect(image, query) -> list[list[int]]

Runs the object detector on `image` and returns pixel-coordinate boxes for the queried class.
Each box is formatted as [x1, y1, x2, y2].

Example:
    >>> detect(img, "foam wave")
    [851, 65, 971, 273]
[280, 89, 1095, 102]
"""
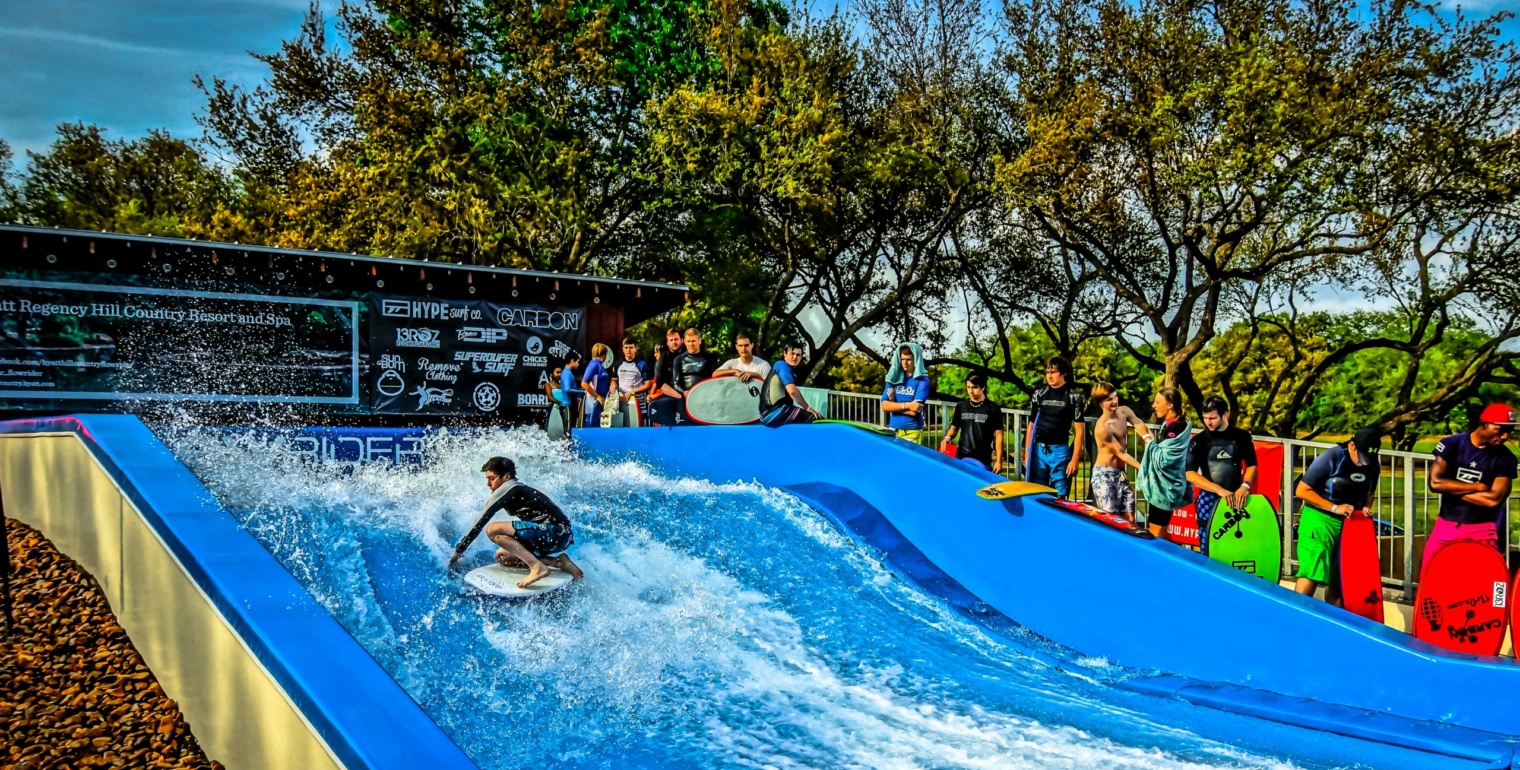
[164, 427, 1311, 770]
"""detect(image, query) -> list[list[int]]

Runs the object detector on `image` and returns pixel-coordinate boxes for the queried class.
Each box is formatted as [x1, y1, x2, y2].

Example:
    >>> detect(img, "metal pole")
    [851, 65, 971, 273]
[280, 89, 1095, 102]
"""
[0, 481, 15, 640]
[1282, 442, 1295, 579]
[1402, 456, 1417, 602]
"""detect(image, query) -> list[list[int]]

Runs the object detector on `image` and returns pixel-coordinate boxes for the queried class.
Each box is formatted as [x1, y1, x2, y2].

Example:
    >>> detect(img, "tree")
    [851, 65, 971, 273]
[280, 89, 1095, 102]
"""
[648, 0, 1000, 380]
[6, 124, 236, 238]
[197, 0, 721, 270]
[994, 0, 1520, 415]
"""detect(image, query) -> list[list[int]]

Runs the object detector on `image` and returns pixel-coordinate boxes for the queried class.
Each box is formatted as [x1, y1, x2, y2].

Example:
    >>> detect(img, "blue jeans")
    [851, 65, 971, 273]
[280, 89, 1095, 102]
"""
[1028, 443, 1073, 498]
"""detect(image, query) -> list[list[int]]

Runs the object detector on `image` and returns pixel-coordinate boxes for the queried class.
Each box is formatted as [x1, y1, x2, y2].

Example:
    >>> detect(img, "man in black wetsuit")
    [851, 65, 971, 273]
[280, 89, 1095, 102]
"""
[1185, 397, 1258, 557]
[652, 328, 716, 425]
[447, 457, 583, 588]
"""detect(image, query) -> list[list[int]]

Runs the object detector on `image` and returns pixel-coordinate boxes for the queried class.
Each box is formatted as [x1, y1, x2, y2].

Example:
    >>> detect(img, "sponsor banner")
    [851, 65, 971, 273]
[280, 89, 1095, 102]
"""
[0, 279, 360, 404]
[368, 294, 585, 415]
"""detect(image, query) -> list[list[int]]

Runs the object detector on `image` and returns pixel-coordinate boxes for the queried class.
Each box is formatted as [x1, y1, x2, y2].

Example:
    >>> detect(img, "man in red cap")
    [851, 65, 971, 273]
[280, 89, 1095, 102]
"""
[1423, 403, 1518, 568]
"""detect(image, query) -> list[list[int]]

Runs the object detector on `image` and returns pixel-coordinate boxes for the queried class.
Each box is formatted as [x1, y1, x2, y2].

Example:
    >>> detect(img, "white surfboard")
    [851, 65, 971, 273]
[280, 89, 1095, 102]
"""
[600, 383, 621, 427]
[685, 376, 762, 425]
[622, 396, 643, 427]
[546, 403, 566, 440]
[463, 564, 574, 597]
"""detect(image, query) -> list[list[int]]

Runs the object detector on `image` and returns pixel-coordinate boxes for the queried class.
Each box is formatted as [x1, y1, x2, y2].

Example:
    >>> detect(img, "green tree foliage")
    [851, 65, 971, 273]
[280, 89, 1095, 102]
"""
[197, 0, 720, 270]
[994, 0, 1520, 414]
[5, 124, 236, 238]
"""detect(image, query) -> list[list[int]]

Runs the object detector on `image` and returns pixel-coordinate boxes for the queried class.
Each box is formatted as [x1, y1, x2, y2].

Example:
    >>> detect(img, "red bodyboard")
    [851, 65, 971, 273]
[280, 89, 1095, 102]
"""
[1412, 541, 1509, 656]
[1167, 502, 1201, 546]
[1338, 514, 1383, 623]
[1253, 441, 1284, 514]
[1039, 497, 1156, 539]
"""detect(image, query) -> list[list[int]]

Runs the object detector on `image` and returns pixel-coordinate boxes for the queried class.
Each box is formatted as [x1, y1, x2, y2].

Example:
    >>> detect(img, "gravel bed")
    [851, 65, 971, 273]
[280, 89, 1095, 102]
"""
[1, 518, 223, 770]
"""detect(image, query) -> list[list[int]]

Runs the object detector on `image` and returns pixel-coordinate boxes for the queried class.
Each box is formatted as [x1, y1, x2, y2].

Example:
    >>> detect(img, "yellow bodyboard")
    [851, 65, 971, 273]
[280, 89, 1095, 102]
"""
[976, 481, 1057, 500]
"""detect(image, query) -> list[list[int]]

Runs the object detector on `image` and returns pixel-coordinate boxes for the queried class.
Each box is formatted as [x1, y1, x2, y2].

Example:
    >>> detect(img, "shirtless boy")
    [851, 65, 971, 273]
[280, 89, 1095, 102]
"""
[1090, 381, 1151, 520]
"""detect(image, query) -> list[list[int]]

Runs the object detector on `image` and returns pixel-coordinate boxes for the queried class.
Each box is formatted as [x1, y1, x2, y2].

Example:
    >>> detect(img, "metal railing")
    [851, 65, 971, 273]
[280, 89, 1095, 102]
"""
[821, 388, 1519, 600]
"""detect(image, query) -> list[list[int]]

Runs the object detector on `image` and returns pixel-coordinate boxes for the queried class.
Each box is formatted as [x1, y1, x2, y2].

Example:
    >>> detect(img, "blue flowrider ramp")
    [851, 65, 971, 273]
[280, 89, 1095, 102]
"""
[577, 424, 1520, 752]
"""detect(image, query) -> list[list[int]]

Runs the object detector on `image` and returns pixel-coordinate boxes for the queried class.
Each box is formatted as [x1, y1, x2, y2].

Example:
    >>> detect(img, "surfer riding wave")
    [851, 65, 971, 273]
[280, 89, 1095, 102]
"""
[448, 456, 584, 588]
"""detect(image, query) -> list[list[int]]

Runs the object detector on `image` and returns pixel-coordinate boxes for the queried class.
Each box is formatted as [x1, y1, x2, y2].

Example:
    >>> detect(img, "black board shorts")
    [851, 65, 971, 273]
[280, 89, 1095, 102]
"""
[1144, 503, 1174, 528]
[512, 521, 573, 557]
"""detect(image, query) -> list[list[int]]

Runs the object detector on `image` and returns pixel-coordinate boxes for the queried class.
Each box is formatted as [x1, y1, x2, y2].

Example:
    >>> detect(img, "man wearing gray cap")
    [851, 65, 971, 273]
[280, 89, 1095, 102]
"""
[1293, 427, 1383, 603]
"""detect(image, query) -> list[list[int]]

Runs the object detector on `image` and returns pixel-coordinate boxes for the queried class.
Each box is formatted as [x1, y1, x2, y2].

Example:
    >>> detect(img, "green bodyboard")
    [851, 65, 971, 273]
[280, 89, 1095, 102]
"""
[1206, 494, 1282, 582]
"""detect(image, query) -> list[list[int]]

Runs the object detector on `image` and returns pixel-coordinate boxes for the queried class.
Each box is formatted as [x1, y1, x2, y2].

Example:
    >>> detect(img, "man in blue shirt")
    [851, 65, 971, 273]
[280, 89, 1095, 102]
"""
[759, 342, 819, 426]
[881, 342, 931, 443]
[614, 337, 653, 422]
[1423, 403, 1518, 568]
[1293, 426, 1382, 603]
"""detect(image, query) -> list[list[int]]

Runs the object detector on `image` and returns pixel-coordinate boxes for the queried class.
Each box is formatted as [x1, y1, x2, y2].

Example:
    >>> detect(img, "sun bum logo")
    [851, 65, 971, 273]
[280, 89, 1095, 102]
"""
[517, 393, 551, 406]
[1211, 508, 1250, 540]
[396, 327, 441, 348]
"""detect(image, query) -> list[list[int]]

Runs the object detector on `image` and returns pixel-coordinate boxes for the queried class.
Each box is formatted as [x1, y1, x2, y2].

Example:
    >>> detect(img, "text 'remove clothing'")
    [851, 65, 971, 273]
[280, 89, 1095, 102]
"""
[719, 357, 772, 379]
[671, 351, 717, 393]
[882, 375, 931, 431]
[1031, 384, 1085, 446]
[1299, 443, 1381, 512]
[615, 358, 651, 394]
[1433, 432, 1518, 525]
[1188, 426, 1257, 491]
[951, 398, 1001, 465]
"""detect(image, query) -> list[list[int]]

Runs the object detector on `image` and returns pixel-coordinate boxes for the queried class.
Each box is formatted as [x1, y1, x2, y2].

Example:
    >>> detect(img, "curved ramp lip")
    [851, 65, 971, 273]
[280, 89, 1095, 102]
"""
[0, 415, 478, 770]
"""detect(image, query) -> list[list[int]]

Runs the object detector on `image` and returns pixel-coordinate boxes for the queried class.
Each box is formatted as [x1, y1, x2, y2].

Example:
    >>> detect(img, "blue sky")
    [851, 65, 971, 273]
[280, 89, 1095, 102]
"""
[2, 0, 1516, 160]
[0, 0, 319, 158]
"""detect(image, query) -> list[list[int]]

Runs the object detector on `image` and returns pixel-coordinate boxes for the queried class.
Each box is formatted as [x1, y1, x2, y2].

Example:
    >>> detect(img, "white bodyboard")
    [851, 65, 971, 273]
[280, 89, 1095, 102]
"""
[463, 564, 573, 598]
[685, 377, 762, 425]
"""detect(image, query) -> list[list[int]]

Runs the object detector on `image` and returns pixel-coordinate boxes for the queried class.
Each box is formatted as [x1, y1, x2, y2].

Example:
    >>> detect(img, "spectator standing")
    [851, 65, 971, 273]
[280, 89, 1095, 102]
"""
[942, 373, 1004, 472]
[1090, 381, 1151, 520]
[881, 342, 931, 443]
[1137, 388, 1192, 538]
[580, 343, 612, 428]
[654, 328, 717, 427]
[1422, 404, 1518, 569]
[714, 335, 772, 383]
[614, 338, 653, 422]
[1185, 397, 1258, 557]
[555, 353, 583, 436]
[759, 342, 820, 426]
[1294, 427, 1383, 603]
[1024, 356, 1087, 498]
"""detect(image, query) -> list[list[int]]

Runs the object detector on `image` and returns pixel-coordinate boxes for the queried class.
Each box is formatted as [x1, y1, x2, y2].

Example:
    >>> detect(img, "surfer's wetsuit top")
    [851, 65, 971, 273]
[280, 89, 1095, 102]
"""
[1027, 384, 1085, 497]
[453, 481, 575, 561]
[950, 398, 1001, 468]
[1422, 432, 1518, 567]
[759, 359, 814, 426]
[671, 350, 716, 394]
[1296, 443, 1380, 584]
[616, 357, 651, 416]
[1187, 426, 1256, 556]
[582, 356, 611, 427]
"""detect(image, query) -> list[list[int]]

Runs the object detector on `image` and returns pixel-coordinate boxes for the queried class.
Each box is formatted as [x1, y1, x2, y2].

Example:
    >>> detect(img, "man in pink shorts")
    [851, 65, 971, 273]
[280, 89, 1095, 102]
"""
[1422, 403, 1518, 569]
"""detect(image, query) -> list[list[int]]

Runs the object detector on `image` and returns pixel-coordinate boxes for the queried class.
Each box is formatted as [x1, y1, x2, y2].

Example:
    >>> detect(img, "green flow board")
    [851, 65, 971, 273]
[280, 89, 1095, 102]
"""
[1206, 494, 1283, 581]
